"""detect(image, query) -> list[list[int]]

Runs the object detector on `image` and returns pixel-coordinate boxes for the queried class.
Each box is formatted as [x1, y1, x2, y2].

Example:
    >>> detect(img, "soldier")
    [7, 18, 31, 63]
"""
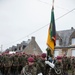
[3, 54, 12, 75]
[21, 56, 37, 75]
[62, 56, 68, 75]
[71, 57, 75, 75]
[67, 56, 71, 70]
[36, 53, 47, 75]
[0, 54, 5, 75]
[0, 54, 3, 75]
[12, 54, 19, 75]
[21, 54, 27, 67]
[55, 56, 63, 75]
[18, 54, 23, 74]
[18, 53, 27, 74]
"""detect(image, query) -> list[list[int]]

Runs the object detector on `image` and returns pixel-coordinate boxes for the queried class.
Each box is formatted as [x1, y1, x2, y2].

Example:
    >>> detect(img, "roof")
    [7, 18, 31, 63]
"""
[57, 28, 75, 46]
[6, 38, 31, 51]
[5, 36, 42, 55]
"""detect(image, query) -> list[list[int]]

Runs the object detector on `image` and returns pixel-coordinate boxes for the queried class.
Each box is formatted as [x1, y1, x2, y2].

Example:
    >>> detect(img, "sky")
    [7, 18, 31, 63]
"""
[0, 0, 75, 52]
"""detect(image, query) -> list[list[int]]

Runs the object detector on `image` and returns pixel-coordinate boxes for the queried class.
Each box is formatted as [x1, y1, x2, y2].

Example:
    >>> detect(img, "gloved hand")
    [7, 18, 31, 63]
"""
[45, 61, 55, 68]
[45, 61, 49, 64]
[38, 73, 43, 75]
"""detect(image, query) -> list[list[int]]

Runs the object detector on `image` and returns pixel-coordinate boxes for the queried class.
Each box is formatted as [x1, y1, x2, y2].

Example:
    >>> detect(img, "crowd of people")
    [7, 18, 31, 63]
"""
[0, 52, 75, 75]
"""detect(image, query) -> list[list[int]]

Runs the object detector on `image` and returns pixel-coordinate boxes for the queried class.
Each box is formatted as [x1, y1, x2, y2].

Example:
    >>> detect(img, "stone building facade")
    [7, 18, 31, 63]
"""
[54, 27, 75, 57]
[5, 36, 42, 55]
[22, 37, 43, 55]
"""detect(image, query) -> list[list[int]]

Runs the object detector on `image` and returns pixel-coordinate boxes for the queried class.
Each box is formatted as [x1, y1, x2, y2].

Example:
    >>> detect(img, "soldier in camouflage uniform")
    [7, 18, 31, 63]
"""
[0, 54, 3, 75]
[55, 56, 63, 75]
[67, 56, 71, 70]
[34, 55, 42, 74]
[62, 56, 68, 75]
[18, 53, 27, 74]
[71, 57, 75, 75]
[12, 54, 19, 75]
[21, 56, 37, 75]
[36, 53, 47, 75]
[21, 54, 27, 67]
[18, 54, 23, 74]
[3, 54, 12, 75]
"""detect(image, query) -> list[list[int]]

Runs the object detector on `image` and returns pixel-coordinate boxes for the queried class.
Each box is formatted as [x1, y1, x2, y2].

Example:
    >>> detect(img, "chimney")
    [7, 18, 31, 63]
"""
[31, 36, 35, 41]
[71, 27, 74, 30]
[27, 39, 31, 43]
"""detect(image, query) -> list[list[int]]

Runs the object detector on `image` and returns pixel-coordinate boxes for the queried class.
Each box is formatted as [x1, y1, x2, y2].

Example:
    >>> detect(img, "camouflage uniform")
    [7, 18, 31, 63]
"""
[18, 55, 23, 74]
[71, 57, 75, 75]
[35, 57, 44, 74]
[62, 56, 68, 75]
[67, 57, 71, 70]
[0, 55, 3, 75]
[12, 54, 19, 75]
[55, 59, 63, 75]
[21, 54, 27, 67]
[36, 56, 46, 75]
[18, 54, 27, 74]
[22, 64, 37, 75]
[21, 56, 37, 75]
[3, 54, 12, 75]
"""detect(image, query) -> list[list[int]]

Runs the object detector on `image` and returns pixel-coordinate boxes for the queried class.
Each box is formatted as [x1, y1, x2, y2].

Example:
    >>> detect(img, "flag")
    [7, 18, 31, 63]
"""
[46, 7, 56, 54]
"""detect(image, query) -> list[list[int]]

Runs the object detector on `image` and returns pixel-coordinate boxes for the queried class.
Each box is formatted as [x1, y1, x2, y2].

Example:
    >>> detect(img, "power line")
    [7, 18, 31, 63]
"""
[38, 0, 70, 11]
[56, 8, 75, 20]
[3, 24, 49, 45]
[4, 7, 75, 46]
[0, 45, 3, 52]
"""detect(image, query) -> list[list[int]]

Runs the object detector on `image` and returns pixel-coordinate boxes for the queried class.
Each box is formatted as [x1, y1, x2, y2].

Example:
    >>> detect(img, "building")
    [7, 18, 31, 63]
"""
[5, 36, 42, 55]
[54, 27, 75, 57]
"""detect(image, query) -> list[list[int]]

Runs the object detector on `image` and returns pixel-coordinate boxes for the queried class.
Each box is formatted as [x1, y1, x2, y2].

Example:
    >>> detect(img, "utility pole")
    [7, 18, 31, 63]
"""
[0, 45, 3, 52]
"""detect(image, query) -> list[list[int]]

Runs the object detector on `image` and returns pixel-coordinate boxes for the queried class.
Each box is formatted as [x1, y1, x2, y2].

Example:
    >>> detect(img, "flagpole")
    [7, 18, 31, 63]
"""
[52, 0, 54, 9]
[52, 0, 54, 58]
[46, 0, 56, 61]
[47, 0, 55, 59]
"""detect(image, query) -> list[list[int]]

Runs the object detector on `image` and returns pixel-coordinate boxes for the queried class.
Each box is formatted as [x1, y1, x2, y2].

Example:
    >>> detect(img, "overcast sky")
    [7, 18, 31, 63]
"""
[0, 0, 75, 52]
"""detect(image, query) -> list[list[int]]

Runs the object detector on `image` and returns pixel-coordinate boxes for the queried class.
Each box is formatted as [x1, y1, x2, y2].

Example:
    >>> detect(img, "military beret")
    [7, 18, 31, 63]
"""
[57, 56, 62, 60]
[28, 57, 34, 62]
[41, 53, 46, 58]
[23, 52, 26, 54]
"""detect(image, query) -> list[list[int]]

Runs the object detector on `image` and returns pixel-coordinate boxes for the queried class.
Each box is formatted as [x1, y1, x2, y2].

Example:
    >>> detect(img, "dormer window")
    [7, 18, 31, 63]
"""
[14, 48, 17, 51]
[56, 40, 59, 46]
[71, 38, 75, 45]
[22, 45, 26, 49]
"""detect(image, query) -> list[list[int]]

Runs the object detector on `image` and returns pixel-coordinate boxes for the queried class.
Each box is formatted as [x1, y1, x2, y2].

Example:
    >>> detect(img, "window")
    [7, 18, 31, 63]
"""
[71, 38, 75, 45]
[14, 48, 17, 51]
[72, 50, 75, 56]
[56, 40, 59, 46]
[19, 46, 21, 50]
[22, 45, 26, 49]
[33, 47, 36, 50]
[54, 50, 59, 57]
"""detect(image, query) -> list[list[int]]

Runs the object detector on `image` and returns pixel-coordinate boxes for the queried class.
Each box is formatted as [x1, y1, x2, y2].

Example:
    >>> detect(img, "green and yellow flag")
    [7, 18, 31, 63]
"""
[46, 6, 56, 55]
